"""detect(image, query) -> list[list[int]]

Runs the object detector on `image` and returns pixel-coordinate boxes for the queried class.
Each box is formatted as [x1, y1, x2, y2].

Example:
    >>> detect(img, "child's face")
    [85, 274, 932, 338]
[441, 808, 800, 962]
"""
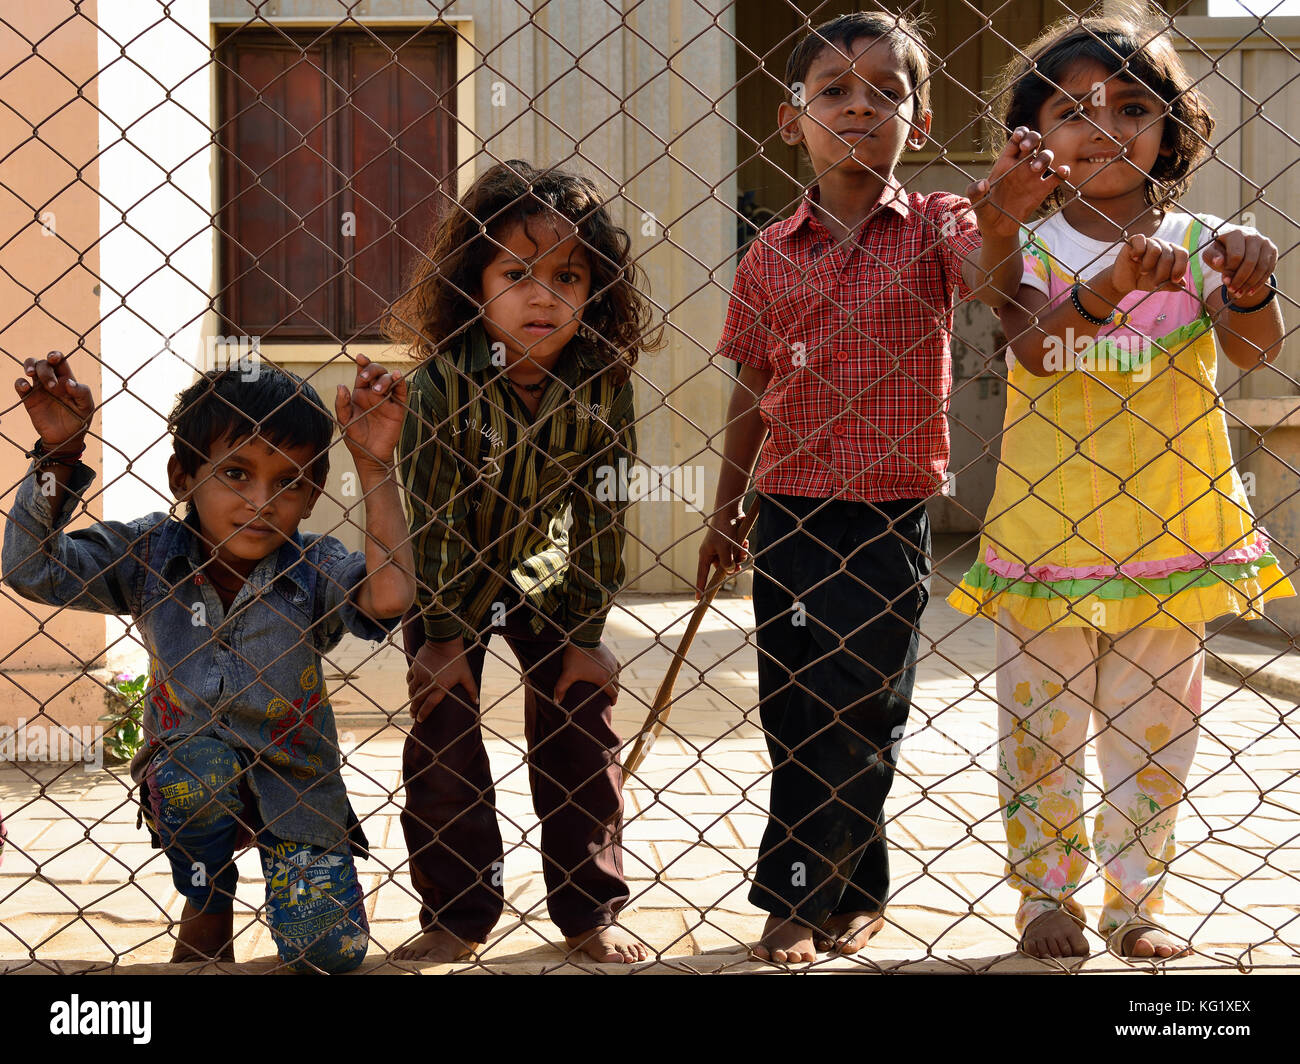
[479, 216, 592, 372]
[1035, 60, 1169, 204]
[168, 432, 321, 575]
[779, 35, 930, 181]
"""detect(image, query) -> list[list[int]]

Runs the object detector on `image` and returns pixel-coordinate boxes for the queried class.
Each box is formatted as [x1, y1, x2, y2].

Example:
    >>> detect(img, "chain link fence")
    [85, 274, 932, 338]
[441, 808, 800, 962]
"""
[0, 0, 1297, 972]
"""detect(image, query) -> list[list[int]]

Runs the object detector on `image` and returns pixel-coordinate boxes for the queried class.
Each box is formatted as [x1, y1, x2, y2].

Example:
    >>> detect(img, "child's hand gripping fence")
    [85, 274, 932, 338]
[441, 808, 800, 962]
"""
[0, 0, 1297, 974]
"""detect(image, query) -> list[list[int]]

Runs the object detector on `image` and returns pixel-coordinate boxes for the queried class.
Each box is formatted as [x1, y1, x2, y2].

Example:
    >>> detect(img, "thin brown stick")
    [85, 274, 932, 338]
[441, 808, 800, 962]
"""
[623, 503, 760, 776]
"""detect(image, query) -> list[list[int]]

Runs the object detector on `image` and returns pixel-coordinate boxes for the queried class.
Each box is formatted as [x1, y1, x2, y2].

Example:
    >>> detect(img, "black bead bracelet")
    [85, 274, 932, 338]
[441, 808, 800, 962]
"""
[1070, 282, 1116, 326]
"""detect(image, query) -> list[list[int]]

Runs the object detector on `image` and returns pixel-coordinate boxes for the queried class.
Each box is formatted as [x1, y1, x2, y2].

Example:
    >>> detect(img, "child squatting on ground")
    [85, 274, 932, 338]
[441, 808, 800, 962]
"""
[1, 352, 414, 971]
[697, 10, 1067, 965]
[386, 160, 662, 964]
[948, 11, 1294, 961]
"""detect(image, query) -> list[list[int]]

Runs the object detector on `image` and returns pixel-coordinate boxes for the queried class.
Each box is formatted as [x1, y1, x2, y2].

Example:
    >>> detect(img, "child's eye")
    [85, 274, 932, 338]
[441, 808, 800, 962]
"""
[556, 271, 582, 285]
[1122, 104, 1148, 117]
[223, 468, 248, 482]
[505, 269, 527, 282]
[280, 478, 303, 490]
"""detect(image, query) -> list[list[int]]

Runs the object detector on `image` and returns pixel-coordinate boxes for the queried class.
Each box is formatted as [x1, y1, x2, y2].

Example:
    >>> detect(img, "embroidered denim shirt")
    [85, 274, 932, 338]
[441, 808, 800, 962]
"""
[1, 461, 396, 853]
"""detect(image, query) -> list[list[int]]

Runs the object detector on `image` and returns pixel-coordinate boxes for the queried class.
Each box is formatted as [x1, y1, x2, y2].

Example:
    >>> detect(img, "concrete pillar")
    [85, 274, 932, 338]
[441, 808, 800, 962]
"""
[0, 3, 109, 738]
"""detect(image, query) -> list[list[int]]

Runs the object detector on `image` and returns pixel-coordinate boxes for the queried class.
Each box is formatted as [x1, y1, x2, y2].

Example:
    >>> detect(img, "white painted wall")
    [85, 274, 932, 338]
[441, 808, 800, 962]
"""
[97, 0, 214, 670]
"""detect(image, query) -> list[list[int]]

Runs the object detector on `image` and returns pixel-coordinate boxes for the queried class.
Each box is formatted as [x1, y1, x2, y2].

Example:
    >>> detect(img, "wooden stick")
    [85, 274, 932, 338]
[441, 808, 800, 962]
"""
[623, 504, 759, 776]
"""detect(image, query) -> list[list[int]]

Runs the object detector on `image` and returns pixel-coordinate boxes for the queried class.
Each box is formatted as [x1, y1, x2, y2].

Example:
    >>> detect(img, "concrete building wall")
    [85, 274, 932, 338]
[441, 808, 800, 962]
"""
[1175, 17, 1300, 633]
[209, 0, 740, 593]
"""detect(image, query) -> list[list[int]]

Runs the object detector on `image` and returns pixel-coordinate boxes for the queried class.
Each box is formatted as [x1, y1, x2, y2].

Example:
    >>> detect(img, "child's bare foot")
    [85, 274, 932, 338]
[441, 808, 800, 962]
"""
[751, 916, 816, 965]
[564, 925, 648, 964]
[170, 902, 235, 963]
[1019, 909, 1089, 959]
[391, 928, 483, 963]
[816, 911, 885, 954]
[1115, 924, 1191, 960]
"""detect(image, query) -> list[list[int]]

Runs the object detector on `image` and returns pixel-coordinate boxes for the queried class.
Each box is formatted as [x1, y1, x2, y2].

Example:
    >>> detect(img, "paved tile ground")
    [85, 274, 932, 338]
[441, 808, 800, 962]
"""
[1, 539, 1297, 973]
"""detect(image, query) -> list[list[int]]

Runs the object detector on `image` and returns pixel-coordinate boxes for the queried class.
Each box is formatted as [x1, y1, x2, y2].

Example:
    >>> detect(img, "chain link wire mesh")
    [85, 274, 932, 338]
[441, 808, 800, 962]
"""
[0, 0, 1297, 973]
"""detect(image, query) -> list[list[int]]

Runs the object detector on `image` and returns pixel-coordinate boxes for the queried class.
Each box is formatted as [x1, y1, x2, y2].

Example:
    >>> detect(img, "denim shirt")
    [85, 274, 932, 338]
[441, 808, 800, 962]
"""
[1, 460, 396, 853]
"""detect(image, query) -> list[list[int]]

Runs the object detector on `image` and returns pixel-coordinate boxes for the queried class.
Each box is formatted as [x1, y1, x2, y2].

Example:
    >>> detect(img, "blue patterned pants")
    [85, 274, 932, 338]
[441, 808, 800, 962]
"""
[146, 736, 369, 973]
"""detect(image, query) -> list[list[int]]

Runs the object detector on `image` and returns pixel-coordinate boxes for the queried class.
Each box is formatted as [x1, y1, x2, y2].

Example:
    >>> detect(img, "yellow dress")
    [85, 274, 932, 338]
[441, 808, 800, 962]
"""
[949, 214, 1294, 631]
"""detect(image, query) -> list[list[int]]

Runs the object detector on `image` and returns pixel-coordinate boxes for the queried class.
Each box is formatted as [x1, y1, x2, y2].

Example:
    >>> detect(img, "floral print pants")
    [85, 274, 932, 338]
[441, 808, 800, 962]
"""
[994, 615, 1204, 938]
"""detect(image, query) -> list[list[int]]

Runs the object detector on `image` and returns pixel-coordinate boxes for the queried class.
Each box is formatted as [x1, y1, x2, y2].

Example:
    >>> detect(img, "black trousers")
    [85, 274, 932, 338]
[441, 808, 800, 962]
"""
[749, 492, 931, 925]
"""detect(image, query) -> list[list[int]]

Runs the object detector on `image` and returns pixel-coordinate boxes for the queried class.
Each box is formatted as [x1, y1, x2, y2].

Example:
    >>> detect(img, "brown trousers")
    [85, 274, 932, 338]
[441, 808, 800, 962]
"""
[400, 596, 628, 941]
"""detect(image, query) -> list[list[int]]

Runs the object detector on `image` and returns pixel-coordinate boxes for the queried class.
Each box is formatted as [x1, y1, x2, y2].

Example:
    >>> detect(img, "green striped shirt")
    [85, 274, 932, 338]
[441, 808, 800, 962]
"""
[397, 325, 637, 647]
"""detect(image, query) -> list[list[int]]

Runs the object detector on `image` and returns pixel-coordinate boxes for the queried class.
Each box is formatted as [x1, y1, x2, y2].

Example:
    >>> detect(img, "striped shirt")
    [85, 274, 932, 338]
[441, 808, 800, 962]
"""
[398, 324, 636, 647]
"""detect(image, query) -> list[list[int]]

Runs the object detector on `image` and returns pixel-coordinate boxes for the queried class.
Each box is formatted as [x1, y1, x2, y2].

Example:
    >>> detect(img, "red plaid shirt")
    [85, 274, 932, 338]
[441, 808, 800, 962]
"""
[717, 177, 982, 502]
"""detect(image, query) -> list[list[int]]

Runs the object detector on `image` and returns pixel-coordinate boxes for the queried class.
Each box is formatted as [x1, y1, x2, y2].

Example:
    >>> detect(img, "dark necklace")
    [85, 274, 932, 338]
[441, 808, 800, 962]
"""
[510, 377, 547, 396]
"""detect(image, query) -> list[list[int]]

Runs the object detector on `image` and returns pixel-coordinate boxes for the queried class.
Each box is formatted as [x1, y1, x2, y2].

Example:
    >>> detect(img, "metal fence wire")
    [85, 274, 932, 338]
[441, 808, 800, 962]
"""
[0, 0, 1298, 973]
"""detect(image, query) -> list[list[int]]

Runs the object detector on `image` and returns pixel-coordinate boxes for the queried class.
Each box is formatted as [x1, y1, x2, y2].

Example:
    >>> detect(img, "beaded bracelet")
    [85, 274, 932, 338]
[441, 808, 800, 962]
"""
[1219, 273, 1278, 314]
[1070, 282, 1116, 326]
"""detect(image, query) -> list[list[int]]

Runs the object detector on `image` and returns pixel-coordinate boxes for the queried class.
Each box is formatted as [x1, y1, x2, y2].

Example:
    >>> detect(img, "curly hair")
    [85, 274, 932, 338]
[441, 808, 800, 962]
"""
[987, 6, 1215, 214]
[384, 160, 663, 384]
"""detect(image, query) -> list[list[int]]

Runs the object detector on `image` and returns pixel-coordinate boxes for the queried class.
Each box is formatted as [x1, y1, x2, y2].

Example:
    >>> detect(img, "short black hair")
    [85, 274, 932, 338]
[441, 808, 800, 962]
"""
[785, 10, 932, 116]
[168, 363, 333, 488]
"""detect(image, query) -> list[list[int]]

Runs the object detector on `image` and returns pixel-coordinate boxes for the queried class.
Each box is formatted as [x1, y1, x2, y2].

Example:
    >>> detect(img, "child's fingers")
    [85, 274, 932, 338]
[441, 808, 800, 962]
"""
[459, 667, 479, 706]
[1166, 246, 1190, 289]
[1247, 240, 1278, 294]
[410, 687, 445, 722]
[1225, 245, 1256, 295]
[1159, 245, 1179, 286]
[1218, 229, 1245, 272]
[695, 548, 719, 598]
[1140, 239, 1167, 279]
[49, 350, 76, 386]
[1232, 239, 1269, 295]
[31, 358, 60, 392]
[334, 383, 353, 426]
[1228, 238, 1259, 294]
[65, 377, 94, 415]
[388, 370, 408, 406]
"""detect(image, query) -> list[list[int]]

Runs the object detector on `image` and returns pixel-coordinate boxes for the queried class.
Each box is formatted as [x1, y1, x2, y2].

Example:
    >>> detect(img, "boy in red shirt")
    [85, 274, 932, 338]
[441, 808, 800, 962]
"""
[697, 11, 1063, 964]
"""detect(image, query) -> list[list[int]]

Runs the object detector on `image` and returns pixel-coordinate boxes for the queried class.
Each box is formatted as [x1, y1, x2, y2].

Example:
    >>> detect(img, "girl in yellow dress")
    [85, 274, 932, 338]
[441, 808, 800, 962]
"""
[949, 11, 1294, 962]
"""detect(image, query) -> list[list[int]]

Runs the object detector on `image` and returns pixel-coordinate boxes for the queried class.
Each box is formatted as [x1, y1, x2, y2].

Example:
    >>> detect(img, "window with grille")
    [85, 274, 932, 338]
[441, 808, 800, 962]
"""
[216, 27, 456, 342]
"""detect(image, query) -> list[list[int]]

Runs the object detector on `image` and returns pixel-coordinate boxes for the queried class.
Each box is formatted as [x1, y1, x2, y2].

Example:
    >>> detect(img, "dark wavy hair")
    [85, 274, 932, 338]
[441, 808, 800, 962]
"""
[168, 364, 333, 488]
[385, 160, 663, 384]
[988, 8, 1214, 214]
